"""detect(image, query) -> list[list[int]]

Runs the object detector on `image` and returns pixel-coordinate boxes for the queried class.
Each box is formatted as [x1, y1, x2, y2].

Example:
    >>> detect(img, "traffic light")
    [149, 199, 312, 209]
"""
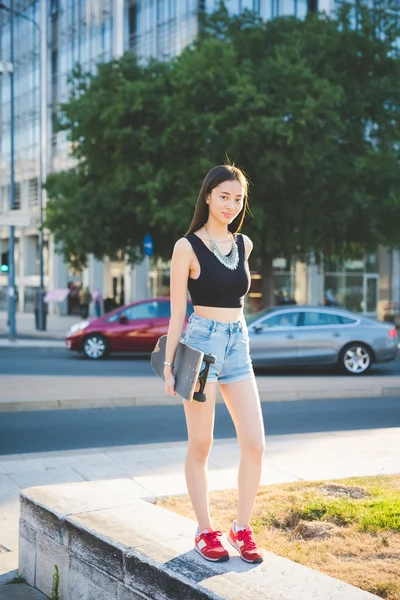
[0, 251, 9, 273]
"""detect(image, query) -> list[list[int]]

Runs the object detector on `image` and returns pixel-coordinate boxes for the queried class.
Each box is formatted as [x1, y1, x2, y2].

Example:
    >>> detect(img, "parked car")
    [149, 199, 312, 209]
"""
[66, 298, 193, 359]
[246, 305, 398, 374]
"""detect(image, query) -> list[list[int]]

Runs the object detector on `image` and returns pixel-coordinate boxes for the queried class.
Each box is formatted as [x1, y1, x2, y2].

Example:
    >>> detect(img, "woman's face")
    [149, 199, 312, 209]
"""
[206, 180, 245, 226]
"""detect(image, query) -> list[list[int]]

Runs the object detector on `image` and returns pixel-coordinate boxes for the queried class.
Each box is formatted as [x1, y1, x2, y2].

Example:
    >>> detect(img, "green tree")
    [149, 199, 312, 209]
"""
[45, 1, 400, 304]
[45, 57, 173, 270]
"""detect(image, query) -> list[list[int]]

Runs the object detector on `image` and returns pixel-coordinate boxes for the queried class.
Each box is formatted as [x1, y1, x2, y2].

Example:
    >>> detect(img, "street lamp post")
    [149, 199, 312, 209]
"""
[0, 0, 16, 339]
[0, 1, 45, 333]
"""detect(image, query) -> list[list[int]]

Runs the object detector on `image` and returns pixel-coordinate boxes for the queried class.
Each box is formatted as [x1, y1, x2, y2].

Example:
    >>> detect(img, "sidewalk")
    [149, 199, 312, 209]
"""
[0, 311, 80, 340]
[1, 373, 400, 412]
[0, 426, 399, 586]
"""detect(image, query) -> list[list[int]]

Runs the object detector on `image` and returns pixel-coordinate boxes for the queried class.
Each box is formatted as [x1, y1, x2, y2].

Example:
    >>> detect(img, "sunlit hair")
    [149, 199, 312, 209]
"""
[186, 165, 249, 236]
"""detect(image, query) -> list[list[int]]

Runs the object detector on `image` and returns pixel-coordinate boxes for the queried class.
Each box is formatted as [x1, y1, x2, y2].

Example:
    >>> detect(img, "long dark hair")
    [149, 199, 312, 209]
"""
[185, 165, 249, 236]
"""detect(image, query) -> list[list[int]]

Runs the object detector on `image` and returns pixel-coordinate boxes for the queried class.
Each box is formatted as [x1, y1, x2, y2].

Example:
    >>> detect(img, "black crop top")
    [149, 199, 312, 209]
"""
[185, 233, 251, 308]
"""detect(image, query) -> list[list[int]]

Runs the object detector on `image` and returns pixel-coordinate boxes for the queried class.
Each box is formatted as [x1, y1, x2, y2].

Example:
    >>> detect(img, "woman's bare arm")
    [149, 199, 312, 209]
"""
[241, 234, 253, 259]
[164, 238, 193, 395]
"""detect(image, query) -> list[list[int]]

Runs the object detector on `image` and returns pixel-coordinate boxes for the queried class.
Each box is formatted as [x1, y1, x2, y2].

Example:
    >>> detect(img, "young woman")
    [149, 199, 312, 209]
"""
[164, 165, 265, 564]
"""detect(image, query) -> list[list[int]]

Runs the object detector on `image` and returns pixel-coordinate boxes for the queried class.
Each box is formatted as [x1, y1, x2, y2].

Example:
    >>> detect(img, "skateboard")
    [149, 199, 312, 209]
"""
[151, 335, 216, 402]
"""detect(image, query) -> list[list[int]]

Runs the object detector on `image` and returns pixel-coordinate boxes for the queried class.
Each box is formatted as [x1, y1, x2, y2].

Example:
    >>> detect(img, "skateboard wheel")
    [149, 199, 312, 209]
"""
[193, 391, 207, 402]
[203, 353, 216, 365]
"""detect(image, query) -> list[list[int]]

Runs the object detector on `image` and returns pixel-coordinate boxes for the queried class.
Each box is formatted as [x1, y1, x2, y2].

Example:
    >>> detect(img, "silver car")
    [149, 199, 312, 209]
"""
[246, 306, 398, 374]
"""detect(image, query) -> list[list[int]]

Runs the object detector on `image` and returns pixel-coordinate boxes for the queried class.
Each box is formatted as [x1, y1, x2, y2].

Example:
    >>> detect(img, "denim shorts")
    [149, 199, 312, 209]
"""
[181, 313, 254, 384]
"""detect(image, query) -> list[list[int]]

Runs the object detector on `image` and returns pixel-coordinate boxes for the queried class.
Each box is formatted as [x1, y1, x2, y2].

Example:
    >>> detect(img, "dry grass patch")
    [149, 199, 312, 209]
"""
[158, 475, 400, 599]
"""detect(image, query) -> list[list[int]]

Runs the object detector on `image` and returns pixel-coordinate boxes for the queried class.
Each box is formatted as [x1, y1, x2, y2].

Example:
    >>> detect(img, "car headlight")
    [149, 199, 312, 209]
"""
[69, 320, 90, 334]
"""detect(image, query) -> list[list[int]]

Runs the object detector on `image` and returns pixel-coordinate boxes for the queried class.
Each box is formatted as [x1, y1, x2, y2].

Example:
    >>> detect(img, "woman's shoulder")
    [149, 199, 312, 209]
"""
[176, 230, 205, 247]
[171, 239, 194, 269]
[174, 237, 192, 251]
[237, 233, 253, 256]
[173, 236, 200, 255]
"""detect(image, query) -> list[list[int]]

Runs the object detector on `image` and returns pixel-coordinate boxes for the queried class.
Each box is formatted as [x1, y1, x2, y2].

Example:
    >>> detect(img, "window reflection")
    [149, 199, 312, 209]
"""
[0, 0, 114, 233]
[262, 311, 300, 328]
[324, 254, 379, 315]
[126, 0, 200, 59]
[0, 1, 40, 190]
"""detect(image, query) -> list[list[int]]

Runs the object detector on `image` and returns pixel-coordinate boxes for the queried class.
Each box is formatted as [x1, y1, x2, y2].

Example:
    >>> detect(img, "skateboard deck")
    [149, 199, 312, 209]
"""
[151, 335, 216, 402]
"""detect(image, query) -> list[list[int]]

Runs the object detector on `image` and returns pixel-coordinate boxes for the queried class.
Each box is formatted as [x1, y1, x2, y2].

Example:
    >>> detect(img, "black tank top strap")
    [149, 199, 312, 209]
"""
[186, 233, 204, 250]
[236, 233, 245, 259]
[185, 233, 208, 263]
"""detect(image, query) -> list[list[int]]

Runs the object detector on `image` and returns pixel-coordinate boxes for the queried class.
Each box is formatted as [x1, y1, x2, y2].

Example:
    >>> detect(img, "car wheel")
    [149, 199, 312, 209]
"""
[83, 334, 109, 360]
[339, 343, 373, 375]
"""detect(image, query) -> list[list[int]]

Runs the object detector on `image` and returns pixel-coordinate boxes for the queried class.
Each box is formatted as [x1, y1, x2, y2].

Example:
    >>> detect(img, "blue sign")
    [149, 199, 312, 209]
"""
[143, 234, 154, 257]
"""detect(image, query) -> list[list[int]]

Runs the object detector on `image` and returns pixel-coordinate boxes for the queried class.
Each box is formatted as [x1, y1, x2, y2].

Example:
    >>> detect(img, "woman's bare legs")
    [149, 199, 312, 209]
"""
[220, 378, 265, 527]
[183, 382, 217, 532]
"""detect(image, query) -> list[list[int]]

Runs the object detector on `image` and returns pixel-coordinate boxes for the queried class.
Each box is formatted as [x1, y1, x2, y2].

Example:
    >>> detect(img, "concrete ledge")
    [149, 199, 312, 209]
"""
[19, 479, 379, 600]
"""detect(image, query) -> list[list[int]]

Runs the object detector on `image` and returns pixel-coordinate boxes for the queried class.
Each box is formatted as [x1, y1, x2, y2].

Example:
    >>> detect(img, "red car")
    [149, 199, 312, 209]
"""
[66, 298, 193, 359]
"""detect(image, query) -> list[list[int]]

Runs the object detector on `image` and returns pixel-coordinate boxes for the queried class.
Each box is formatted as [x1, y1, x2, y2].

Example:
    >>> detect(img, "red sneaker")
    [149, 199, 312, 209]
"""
[228, 524, 263, 563]
[194, 528, 229, 562]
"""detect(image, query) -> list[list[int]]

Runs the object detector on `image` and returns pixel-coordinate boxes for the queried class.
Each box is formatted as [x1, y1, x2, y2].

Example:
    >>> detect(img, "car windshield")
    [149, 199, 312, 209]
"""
[246, 308, 274, 325]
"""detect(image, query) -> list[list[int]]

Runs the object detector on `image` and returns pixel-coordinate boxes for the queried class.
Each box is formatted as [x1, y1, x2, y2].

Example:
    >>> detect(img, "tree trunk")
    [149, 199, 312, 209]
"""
[260, 252, 275, 309]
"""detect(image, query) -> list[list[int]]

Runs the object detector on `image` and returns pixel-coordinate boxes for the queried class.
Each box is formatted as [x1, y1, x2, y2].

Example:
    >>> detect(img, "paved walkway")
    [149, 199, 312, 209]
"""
[1, 373, 400, 411]
[0, 426, 399, 583]
[0, 583, 47, 599]
[0, 311, 80, 340]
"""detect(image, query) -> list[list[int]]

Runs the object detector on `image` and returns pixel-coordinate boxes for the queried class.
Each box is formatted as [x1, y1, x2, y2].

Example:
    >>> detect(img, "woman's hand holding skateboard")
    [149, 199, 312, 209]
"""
[151, 335, 215, 402]
[164, 365, 177, 396]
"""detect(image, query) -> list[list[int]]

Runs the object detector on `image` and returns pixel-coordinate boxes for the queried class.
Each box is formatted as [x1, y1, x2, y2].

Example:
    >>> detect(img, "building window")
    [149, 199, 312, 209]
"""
[0, 186, 9, 213]
[50, 0, 59, 17]
[246, 256, 295, 314]
[14, 182, 21, 210]
[129, 2, 139, 49]
[273, 257, 296, 305]
[324, 254, 379, 314]
[307, 0, 317, 12]
[29, 178, 38, 206]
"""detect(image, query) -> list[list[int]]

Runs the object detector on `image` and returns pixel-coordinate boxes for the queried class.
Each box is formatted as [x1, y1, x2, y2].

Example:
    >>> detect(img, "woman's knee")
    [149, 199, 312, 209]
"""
[240, 437, 265, 461]
[187, 437, 213, 461]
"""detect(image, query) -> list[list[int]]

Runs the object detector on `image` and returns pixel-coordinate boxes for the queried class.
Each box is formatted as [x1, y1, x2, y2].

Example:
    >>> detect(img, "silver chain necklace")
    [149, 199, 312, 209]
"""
[203, 224, 239, 270]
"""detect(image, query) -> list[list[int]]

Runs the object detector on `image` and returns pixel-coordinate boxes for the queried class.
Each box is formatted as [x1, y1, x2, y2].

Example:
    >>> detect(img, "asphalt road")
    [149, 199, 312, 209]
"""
[0, 395, 399, 455]
[2, 348, 400, 377]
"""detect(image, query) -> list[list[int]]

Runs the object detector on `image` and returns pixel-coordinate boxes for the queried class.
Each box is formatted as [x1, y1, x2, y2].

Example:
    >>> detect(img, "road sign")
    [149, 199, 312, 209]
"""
[143, 234, 154, 257]
[0, 211, 31, 227]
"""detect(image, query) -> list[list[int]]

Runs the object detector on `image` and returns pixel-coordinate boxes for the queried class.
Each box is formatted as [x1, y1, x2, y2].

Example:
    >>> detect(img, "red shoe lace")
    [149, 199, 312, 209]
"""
[237, 528, 257, 549]
[203, 530, 223, 547]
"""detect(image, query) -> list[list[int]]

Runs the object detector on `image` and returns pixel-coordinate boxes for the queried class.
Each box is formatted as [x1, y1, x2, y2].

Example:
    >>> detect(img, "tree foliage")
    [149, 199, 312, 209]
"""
[45, 0, 400, 301]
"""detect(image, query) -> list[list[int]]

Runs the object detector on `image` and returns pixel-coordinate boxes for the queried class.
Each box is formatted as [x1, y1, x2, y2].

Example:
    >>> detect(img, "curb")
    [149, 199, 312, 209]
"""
[1, 385, 400, 412]
[0, 340, 65, 348]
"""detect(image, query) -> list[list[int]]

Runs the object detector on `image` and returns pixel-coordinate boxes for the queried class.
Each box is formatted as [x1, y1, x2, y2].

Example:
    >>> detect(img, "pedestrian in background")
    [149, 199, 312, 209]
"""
[93, 287, 103, 318]
[324, 288, 339, 306]
[79, 286, 92, 319]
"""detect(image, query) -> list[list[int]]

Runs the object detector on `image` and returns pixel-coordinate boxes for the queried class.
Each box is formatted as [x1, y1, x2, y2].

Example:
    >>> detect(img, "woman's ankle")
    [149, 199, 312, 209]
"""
[233, 519, 247, 532]
[197, 523, 213, 535]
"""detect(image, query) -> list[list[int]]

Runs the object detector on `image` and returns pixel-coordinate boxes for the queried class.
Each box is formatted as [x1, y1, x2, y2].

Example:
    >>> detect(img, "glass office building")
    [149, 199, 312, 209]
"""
[0, 0, 116, 313]
[0, 0, 398, 320]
